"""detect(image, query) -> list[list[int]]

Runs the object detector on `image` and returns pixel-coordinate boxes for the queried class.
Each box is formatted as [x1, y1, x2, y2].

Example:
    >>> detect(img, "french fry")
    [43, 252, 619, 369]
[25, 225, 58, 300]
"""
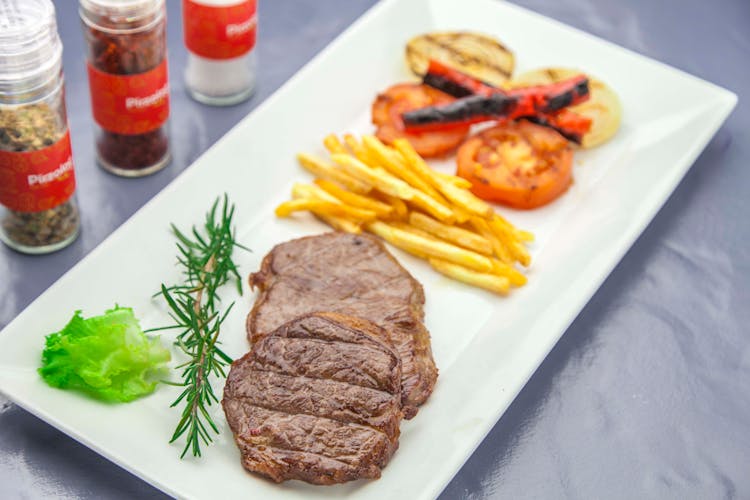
[296, 153, 370, 193]
[390, 138, 443, 190]
[315, 214, 361, 234]
[489, 216, 531, 267]
[323, 134, 347, 155]
[429, 258, 510, 295]
[389, 221, 435, 240]
[276, 198, 377, 221]
[362, 135, 446, 201]
[409, 212, 492, 255]
[332, 154, 455, 222]
[436, 171, 472, 189]
[342, 134, 363, 154]
[409, 190, 455, 223]
[331, 153, 415, 200]
[276, 197, 328, 217]
[492, 212, 535, 243]
[313, 178, 393, 217]
[366, 221, 493, 272]
[375, 192, 409, 220]
[393, 138, 493, 218]
[516, 229, 535, 243]
[291, 133, 534, 294]
[433, 175, 493, 218]
[453, 207, 472, 224]
[289, 183, 362, 234]
[375, 224, 432, 260]
[509, 239, 532, 267]
[343, 134, 378, 165]
[490, 258, 527, 287]
[470, 216, 513, 264]
[291, 182, 337, 202]
[390, 244, 431, 260]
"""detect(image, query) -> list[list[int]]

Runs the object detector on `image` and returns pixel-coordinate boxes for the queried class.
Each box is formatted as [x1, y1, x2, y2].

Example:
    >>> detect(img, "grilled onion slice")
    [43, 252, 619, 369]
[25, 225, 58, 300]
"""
[510, 67, 622, 148]
[405, 31, 515, 87]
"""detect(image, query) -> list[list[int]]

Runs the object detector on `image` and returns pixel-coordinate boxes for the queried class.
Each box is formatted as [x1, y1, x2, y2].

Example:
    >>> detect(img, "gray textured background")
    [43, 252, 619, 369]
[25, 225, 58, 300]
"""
[1, 0, 748, 498]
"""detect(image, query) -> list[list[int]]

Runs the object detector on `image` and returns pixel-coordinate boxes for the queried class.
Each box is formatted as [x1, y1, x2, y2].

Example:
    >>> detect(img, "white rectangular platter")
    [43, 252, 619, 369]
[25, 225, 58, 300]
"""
[0, 0, 736, 498]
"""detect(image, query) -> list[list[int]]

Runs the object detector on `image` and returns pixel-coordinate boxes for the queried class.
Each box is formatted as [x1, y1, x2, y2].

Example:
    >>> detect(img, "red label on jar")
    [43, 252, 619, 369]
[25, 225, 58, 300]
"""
[87, 60, 170, 135]
[183, 0, 258, 60]
[0, 130, 76, 212]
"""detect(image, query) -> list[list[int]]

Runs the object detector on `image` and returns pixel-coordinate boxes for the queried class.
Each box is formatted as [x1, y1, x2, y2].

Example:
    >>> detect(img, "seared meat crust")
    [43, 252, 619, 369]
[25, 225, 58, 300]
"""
[223, 312, 403, 484]
[247, 232, 438, 418]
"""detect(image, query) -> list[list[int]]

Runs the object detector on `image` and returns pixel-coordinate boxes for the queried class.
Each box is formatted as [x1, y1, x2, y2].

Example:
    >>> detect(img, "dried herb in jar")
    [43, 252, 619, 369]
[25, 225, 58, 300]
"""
[0, 103, 61, 151]
[0, 103, 79, 250]
[1, 199, 79, 248]
[0, 0, 80, 254]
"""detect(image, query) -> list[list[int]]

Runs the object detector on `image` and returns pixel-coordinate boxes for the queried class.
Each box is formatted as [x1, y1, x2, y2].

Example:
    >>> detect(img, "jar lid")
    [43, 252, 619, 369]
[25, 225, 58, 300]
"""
[0, 0, 61, 78]
[79, 0, 165, 32]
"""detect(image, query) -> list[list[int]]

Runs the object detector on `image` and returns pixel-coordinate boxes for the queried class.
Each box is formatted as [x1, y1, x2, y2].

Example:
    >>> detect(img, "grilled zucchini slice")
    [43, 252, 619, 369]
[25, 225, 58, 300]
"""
[405, 31, 515, 87]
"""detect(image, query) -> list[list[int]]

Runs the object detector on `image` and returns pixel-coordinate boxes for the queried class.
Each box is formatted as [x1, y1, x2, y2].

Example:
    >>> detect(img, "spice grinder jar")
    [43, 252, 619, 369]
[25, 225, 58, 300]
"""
[183, 0, 258, 106]
[0, 0, 81, 255]
[80, 0, 171, 177]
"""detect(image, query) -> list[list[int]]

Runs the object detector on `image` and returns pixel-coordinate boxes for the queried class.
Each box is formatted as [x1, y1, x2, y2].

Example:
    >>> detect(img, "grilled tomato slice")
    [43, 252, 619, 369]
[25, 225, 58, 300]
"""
[372, 83, 470, 158]
[456, 121, 574, 209]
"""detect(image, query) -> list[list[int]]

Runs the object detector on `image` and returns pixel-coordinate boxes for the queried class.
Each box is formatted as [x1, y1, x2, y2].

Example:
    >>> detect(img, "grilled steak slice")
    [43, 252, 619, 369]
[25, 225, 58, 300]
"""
[223, 312, 403, 484]
[247, 232, 438, 419]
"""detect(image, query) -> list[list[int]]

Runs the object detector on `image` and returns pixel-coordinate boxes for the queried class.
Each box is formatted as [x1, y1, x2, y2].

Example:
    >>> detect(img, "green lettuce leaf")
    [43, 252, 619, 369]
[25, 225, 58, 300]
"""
[38, 306, 171, 402]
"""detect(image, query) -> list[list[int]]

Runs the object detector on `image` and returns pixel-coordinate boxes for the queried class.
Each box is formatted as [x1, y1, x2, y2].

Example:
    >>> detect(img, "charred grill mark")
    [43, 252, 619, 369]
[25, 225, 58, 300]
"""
[545, 92, 573, 111]
[541, 78, 589, 113]
[520, 116, 583, 144]
[402, 93, 518, 127]
[423, 73, 474, 97]
[293, 322, 390, 350]
[232, 395, 397, 440]
[422, 34, 512, 77]
[243, 442, 383, 473]
[545, 68, 560, 81]
[575, 79, 590, 98]
[234, 403, 392, 446]
[250, 338, 398, 393]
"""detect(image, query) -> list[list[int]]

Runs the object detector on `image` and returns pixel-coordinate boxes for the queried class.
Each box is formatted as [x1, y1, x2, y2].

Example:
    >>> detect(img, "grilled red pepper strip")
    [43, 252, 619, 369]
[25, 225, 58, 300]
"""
[400, 93, 519, 132]
[424, 58, 590, 109]
[403, 75, 590, 131]
[520, 109, 592, 144]
[414, 59, 592, 142]
[508, 75, 590, 114]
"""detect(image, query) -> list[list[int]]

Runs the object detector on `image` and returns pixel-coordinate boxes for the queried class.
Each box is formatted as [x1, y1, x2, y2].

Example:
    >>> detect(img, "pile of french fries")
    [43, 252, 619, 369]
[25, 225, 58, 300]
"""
[274, 134, 533, 295]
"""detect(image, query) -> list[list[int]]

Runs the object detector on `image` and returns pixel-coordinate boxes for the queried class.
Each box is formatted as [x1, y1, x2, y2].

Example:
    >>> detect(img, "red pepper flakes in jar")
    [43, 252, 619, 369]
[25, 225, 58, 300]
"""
[80, 0, 171, 177]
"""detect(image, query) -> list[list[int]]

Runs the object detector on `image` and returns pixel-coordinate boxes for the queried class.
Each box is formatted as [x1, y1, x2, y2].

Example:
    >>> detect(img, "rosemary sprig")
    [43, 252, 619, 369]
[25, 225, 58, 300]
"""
[156, 195, 247, 458]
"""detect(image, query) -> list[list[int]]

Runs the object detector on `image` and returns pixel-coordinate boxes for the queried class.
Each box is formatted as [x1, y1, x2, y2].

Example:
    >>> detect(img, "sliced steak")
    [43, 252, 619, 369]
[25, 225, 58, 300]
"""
[247, 232, 438, 418]
[223, 312, 402, 484]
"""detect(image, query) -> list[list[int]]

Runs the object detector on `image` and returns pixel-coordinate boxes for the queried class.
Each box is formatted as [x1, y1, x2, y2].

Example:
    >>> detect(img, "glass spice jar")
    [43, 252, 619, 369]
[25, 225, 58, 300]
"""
[80, 0, 171, 177]
[0, 0, 81, 254]
[183, 0, 258, 106]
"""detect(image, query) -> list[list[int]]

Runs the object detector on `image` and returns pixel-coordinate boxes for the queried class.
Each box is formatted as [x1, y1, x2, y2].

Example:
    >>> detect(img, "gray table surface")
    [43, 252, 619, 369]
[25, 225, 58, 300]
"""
[1, 0, 748, 498]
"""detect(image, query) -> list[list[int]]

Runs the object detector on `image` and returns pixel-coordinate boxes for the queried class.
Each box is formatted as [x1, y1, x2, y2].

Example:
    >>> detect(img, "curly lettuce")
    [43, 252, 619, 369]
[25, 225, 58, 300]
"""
[38, 306, 171, 402]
